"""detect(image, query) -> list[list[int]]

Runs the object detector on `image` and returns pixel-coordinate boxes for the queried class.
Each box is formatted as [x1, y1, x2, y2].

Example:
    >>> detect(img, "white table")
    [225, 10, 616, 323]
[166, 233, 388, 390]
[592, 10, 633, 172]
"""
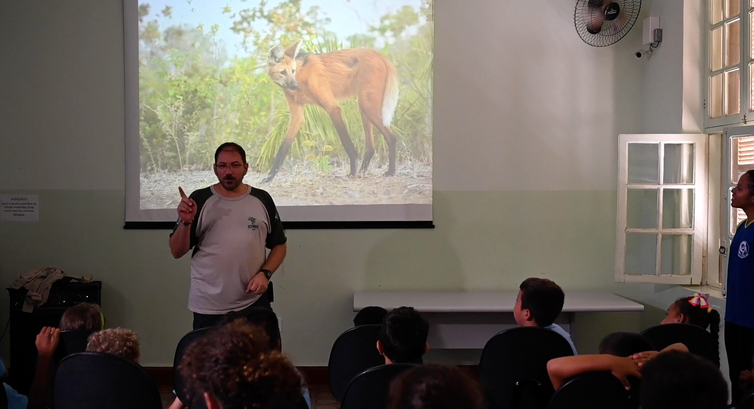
[353, 291, 644, 349]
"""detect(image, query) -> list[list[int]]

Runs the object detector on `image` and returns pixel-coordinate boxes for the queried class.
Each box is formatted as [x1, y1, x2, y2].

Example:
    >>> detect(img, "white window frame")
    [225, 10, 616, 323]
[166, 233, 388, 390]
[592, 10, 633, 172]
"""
[721, 125, 754, 295]
[616, 134, 708, 284]
[705, 0, 749, 129]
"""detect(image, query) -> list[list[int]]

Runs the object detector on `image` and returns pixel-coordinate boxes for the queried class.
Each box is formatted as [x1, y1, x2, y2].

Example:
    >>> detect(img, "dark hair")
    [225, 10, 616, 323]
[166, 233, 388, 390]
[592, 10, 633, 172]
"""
[519, 278, 565, 327]
[640, 350, 728, 409]
[59, 303, 103, 331]
[388, 364, 485, 409]
[179, 319, 302, 409]
[746, 170, 754, 192]
[214, 142, 247, 164]
[379, 307, 429, 364]
[670, 296, 721, 365]
[225, 307, 281, 351]
[354, 306, 388, 326]
[598, 332, 655, 357]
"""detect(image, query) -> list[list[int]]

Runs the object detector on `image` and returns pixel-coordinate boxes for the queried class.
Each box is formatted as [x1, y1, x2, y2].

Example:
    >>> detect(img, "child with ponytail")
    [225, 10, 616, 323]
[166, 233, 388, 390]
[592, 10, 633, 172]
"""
[661, 293, 721, 366]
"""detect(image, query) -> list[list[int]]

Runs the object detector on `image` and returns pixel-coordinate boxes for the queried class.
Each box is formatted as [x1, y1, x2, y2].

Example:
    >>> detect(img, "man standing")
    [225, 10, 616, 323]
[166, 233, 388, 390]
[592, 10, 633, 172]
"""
[169, 142, 287, 330]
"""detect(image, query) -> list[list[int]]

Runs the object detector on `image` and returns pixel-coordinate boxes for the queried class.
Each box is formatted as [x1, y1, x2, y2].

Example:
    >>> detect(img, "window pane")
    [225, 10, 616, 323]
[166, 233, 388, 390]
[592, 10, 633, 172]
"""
[625, 233, 658, 275]
[711, 27, 723, 71]
[750, 63, 754, 110]
[725, 19, 741, 67]
[627, 189, 659, 229]
[660, 234, 692, 275]
[750, 12, 754, 61]
[727, 0, 741, 18]
[628, 143, 659, 184]
[663, 189, 694, 228]
[711, 73, 724, 118]
[726, 69, 741, 115]
[663, 143, 695, 184]
[713, 0, 724, 23]
[731, 136, 754, 179]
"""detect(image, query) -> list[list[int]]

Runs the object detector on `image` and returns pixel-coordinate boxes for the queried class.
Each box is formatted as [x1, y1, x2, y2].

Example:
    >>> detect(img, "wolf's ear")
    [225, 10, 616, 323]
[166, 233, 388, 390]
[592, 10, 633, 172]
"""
[284, 39, 303, 58]
[268, 45, 284, 65]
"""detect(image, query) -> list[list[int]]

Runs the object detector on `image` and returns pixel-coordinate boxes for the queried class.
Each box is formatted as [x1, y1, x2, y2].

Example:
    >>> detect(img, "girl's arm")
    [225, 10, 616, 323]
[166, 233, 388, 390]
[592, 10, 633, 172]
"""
[547, 355, 640, 390]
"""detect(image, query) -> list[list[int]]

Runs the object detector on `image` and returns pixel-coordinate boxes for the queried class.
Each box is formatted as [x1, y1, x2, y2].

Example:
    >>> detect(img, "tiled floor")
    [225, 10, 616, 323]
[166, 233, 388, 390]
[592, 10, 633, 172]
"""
[160, 385, 340, 409]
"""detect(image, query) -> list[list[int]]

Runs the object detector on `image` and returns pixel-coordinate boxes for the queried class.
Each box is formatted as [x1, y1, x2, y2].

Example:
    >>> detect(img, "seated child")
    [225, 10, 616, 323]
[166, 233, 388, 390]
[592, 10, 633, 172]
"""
[377, 307, 430, 364]
[85, 327, 140, 364]
[1, 327, 60, 409]
[388, 364, 485, 409]
[514, 278, 577, 354]
[354, 306, 388, 326]
[641, 350, 728, 409]
[179, 320, 304, 409]
[547, 332, 686, 390]
[59, 302, 103, 331]
[661, 293, 721, 366]
[170, 308, 312, 409]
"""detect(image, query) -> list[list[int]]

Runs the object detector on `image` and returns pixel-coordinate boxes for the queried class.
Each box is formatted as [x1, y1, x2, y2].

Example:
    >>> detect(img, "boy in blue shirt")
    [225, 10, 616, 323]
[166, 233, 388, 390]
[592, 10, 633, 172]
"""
[514, 278, 577, 355]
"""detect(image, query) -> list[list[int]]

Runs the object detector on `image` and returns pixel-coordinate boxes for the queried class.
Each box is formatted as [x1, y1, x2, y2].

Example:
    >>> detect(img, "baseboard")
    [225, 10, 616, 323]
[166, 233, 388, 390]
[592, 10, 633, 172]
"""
[146, 364, 478, 387]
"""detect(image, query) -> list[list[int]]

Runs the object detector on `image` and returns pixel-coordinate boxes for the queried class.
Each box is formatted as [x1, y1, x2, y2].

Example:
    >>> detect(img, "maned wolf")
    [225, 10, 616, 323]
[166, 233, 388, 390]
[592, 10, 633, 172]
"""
[264, 39, 399, 182]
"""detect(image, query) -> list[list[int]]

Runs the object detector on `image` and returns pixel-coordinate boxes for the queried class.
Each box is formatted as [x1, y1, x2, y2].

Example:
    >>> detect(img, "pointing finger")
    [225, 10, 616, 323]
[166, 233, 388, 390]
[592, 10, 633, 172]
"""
[179, 187, 187, 199]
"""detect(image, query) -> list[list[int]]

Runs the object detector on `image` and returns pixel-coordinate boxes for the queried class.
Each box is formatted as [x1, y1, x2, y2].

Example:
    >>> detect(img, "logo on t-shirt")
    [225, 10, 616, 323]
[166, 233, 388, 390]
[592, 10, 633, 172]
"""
[739, 241, 750, 259]
[248, 217, 259, 230]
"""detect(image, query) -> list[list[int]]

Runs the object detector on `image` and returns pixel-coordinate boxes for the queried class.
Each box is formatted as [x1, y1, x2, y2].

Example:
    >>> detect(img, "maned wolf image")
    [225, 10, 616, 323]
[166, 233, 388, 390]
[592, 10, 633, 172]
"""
[264, 39, 400, 182]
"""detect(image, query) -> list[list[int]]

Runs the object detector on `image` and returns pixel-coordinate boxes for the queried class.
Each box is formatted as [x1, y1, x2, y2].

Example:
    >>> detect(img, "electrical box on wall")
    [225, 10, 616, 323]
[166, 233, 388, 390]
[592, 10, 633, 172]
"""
[643, 16, 661, 45]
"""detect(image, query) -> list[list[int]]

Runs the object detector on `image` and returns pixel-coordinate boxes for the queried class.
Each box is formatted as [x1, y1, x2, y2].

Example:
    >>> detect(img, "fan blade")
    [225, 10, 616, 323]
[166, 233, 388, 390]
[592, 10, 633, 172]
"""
[586, 8, 605, 34]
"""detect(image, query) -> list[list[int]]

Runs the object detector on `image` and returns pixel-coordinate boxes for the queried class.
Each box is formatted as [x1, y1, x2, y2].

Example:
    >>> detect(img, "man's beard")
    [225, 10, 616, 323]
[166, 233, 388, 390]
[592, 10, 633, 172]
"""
[221, 176, 242, 191]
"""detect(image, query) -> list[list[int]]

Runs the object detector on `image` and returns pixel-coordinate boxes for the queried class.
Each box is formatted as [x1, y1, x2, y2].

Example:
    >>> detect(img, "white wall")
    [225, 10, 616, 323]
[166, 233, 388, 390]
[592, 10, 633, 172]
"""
[0, 0, 697, 367]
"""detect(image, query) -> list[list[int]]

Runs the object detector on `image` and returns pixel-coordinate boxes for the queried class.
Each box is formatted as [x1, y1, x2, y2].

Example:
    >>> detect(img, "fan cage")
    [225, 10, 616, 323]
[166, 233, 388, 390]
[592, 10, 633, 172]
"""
[574, 0, 642, 47]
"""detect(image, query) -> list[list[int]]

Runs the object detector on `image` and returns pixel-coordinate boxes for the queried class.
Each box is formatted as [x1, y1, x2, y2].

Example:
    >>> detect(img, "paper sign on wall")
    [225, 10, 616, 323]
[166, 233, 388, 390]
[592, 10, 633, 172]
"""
[1, 194, 39, 222]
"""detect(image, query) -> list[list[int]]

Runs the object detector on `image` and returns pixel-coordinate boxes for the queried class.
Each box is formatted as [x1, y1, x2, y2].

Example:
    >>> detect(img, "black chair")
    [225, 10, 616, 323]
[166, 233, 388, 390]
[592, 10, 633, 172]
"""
[0, 379, 8, 409]
[547, 371, 640, 409]
[173, 326, 218, 409]
[640, 323, 719, 367]
[328, 324, 384, 402]
[738, 389, 754, 409]
[340, 363, 416, 409]
[479, 327, 575, 409]
[58, 329, 96, 357]
[53, 352, 162, 409]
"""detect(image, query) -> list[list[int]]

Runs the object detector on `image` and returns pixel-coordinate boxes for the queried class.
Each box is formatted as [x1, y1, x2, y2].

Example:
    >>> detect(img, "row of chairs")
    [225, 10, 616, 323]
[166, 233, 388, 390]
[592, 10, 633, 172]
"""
[327, 323, 720, 409]
[9, 321, 718, 409]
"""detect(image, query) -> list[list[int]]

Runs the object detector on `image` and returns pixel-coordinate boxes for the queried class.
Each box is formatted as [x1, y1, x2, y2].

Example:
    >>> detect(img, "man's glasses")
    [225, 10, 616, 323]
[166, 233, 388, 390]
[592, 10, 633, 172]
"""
[215, 162, 244, 170]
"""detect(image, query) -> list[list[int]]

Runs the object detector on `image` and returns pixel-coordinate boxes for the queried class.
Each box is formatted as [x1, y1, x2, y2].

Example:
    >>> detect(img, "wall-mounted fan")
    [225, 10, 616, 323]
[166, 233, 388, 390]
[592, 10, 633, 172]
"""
[574, 0, 641, 47]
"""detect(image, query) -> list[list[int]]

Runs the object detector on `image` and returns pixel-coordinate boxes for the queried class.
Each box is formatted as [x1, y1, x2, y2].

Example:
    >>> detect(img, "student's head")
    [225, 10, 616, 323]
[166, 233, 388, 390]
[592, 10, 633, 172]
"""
[179, 319, 303, 409]
[731, 170, 754, 210]
[662, 294, 721, 331]
[514, 278, 564, 327]
[640, 350, 728, 409]
[86, 327, 140, 363]
[354, 306, 388, 326]
[388, 364, 485, 409]
[59, 302, 103, 331]
[377, 307, 429, 364]
[226, 307, 282, 351]
[598, 332, 655, 357]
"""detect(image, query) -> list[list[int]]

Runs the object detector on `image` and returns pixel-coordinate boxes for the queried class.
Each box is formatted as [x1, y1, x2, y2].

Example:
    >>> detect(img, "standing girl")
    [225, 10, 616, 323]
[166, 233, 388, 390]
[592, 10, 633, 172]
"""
[726, 170, 754, 403]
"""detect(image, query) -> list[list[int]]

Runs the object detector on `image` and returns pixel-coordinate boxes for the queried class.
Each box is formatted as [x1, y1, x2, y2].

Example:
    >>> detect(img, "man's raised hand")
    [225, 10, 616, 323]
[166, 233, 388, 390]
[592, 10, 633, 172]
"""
[178, 187, 197, 224]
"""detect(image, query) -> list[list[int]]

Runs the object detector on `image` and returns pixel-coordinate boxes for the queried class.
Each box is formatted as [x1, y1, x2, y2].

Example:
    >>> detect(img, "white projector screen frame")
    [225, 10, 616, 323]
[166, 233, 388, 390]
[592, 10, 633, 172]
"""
[123, 0, 433, 228]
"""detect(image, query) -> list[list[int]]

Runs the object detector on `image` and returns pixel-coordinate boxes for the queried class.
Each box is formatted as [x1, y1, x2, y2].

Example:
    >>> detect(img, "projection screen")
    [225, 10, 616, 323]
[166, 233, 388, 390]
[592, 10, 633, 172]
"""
[124, 0, 433, 227]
